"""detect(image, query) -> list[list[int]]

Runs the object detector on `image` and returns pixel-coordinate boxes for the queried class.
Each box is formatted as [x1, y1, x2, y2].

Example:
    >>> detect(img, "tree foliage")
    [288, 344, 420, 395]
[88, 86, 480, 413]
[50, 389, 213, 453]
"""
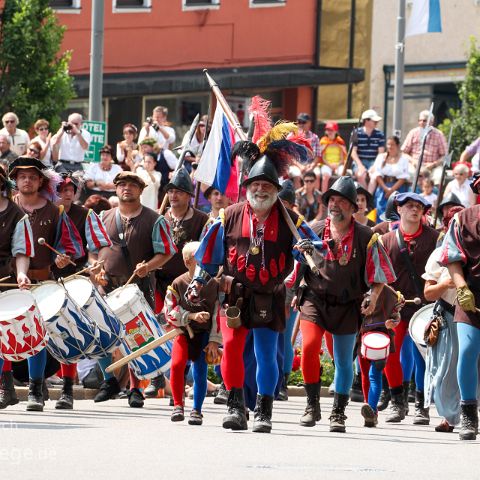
[0, 0, 75, 131]
[439, 37, 480, 160]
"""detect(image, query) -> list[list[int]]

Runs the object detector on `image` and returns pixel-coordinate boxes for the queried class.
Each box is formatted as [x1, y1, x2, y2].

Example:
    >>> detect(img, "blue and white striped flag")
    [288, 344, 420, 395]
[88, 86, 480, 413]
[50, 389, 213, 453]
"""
[406, 0, 442, 37]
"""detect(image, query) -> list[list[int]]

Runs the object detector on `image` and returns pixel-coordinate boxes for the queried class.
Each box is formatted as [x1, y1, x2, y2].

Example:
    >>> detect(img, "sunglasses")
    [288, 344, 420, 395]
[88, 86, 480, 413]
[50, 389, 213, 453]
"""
[37, 127, 48, 131]
[4, 120, 15, 124]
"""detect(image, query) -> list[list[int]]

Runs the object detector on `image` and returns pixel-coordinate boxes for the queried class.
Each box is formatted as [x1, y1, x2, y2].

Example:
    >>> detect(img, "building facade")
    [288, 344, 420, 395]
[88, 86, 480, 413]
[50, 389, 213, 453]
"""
[370, 0, 480, 139]
[51, 0, 364, 145]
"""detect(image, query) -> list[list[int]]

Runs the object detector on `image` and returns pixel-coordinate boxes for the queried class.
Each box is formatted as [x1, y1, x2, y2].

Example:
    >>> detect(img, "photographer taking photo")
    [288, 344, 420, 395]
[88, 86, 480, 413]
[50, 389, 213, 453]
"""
[52, 112, 91, 173]
[138, 106, 176, 149]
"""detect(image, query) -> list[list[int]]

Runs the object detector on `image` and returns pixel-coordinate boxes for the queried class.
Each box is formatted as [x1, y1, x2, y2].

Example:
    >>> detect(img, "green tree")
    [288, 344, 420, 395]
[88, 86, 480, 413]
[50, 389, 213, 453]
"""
[0, 0, 75, 132]
[439, 37, 480, 160]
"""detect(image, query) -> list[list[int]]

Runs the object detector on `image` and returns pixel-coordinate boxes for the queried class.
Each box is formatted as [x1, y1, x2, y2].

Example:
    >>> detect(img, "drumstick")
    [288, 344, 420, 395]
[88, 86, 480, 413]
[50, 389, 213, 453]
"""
[37, 238, 76, 266]
[0, 283, 19, 287]
[405, 297, 422, 305]
[63, 260, 105, 281]
[122, 261, 147, 290]
[0, 276, 11, 283]
[105, 328, 182, 373]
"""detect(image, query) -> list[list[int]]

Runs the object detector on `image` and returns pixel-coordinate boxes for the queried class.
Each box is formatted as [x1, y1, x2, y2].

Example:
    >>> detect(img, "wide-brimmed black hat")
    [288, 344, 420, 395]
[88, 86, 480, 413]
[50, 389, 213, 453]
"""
[166, 167, 194, 196]
[322, 176, 358, 211]
[8, 157, 48, 179]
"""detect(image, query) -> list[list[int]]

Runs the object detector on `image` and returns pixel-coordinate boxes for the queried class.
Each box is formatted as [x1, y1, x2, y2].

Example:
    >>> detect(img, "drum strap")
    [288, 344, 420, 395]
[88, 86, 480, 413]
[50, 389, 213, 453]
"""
[395, 229, 424, 301]
[115, 209, 134, 273]
[115, 209, 155, 309]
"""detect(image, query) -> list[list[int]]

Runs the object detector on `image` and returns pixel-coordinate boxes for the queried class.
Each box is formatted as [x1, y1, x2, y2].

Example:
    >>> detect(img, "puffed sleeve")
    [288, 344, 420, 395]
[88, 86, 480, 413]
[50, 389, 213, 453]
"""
[11, 214, 35, 258]
[54, 206, 85, 259]
[85, 209, 112, 253]
[440, 213, 466, 265]
[163, 285, 190, 328]
[194, 210, 226, 278]
[365, 233, 397, 286]
[152, 215, 177, 255]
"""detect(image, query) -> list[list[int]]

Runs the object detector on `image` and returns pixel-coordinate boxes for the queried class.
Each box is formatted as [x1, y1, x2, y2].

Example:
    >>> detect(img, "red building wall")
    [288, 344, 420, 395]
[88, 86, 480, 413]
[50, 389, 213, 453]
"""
[58, 1, 317, 76]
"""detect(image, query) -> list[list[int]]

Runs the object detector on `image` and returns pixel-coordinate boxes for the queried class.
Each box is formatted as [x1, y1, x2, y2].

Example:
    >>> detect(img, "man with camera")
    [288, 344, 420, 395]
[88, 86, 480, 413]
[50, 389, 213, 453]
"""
[52, 113, 91, 173]
[138, 106, 176, 149]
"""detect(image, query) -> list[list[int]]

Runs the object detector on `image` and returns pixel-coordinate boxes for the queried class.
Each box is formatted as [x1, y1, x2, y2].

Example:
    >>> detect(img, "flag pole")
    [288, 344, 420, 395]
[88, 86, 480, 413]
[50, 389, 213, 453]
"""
[203, 69, 319, 275]
[392, 0, 406, 138]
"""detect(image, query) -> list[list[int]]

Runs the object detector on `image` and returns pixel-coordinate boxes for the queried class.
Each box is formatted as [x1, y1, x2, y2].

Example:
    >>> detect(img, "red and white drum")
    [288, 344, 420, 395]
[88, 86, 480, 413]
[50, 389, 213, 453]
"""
[361, 332, 390, 361]
[0, 289, 48, 361]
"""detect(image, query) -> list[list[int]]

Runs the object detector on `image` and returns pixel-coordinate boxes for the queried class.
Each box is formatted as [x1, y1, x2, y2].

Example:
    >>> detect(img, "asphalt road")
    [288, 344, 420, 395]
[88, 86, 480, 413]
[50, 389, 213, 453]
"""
[0, 396, 478, 480]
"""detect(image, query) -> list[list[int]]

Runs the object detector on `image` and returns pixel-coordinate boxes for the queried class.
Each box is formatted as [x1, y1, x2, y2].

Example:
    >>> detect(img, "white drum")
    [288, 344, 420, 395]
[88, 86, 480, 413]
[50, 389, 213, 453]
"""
[105, 284, 172, 380]
[63, 276, 124, 357]
[409, 304, 433, 359]
[361, 332, 391, 361]
[0, 290, 48, 361]
[32, 281, 98, 364]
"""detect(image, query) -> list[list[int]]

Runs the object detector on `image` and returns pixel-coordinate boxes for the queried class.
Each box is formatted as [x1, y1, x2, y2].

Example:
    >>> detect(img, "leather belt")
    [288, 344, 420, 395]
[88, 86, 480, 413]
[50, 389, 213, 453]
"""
[60, 160, 81, 165]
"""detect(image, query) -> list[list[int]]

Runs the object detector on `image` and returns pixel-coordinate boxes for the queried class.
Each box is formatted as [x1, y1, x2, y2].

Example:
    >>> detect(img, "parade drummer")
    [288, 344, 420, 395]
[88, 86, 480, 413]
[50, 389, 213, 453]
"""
[187, 150, 324, 434]
[358, 287, 404, 428]
[91, 171, 176, 408]
[295, 176, 395, 433]
[441, 173, 480, 440]
[52, 174, 112, 411]
[0, 166, 34, 409]
[0, 157, 84, 412]
[381, 192, 439, 425]
[164, 241, 222, 425]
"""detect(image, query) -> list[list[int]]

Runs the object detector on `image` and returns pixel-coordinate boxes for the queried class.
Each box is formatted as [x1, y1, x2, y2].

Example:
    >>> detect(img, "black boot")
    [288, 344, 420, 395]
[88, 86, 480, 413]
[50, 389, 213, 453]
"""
[413, 390, 430, 425]
[128, 388, 144, 408]
[26, 378, 44, 412]
[94, 377, 121, 403]
[214, 382, 229, 405]
[0, 371, 19, 409]
[385, 389, 406, 423]
[350, 373, 363, 402]
[300, 382, 321, 427]
[459, 402, 478, 441]
[277, 373, 290, 401]
[377, 375, 390, 411]
[55, 377, 74, 410]
[222, 387, 248, 431]
[403, 381, 410, 416]
[329, 393, 349, 432]
[252, 394, 274, 433]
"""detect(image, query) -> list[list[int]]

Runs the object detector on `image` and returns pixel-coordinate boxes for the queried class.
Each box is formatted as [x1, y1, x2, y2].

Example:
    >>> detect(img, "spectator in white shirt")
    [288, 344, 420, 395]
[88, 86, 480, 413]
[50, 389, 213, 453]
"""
[0, 112, 30, 156]
[138, 106, 176, 148]
[31, 119, 53, 167]
[52, 112, 91, 172]
[134, 152, 162, 210]
[84, 145, 122, 198]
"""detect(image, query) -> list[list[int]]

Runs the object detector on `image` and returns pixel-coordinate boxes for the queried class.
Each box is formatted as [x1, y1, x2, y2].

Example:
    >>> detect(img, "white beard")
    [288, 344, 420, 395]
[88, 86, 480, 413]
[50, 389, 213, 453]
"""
[246, 189, 278, 212]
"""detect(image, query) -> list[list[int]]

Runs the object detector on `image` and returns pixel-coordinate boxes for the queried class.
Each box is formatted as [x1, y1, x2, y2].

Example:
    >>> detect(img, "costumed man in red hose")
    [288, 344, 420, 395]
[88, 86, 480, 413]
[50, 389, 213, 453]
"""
[187, 145, 325, 433]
